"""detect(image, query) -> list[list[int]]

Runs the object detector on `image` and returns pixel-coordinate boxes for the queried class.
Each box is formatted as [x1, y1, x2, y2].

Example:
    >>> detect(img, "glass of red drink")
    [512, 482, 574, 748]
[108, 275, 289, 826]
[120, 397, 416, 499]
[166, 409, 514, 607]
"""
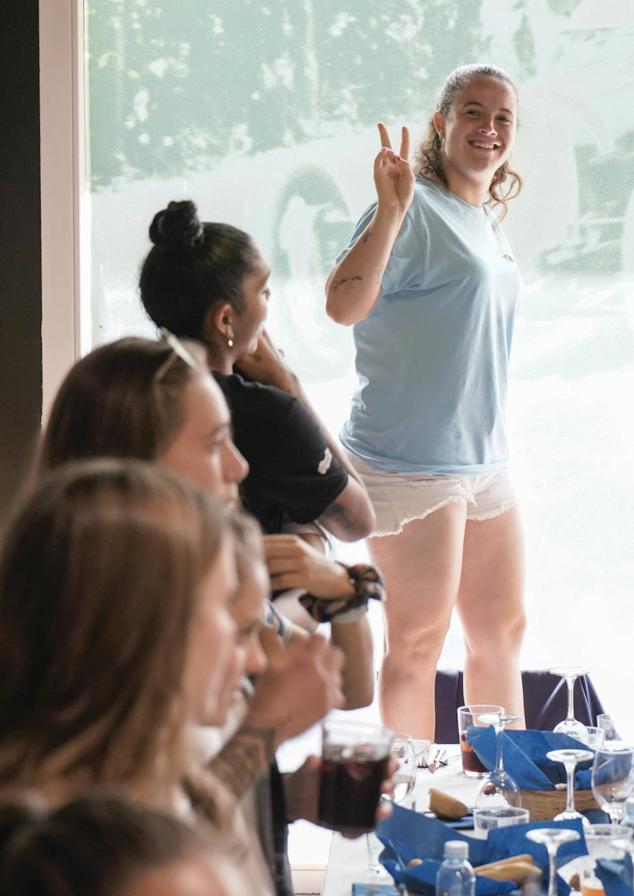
[318, 718, 393, 833]
[457, 704, 503, 777]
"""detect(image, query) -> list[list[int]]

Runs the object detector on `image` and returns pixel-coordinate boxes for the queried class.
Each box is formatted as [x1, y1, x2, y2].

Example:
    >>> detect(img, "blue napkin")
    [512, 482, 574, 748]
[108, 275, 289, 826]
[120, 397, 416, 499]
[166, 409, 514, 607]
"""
[596, 854, 634, 896]
[468, 727, 595, 791]
[351, 884, 400, 895]
[377, 804, 488, 865]
[380, 855, 515, 896]
[376, 805, 588, 896]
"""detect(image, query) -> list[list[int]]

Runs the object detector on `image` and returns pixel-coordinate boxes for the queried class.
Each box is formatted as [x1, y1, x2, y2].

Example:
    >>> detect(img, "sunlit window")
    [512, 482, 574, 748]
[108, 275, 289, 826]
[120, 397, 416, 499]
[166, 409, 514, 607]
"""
[84, 0, 634, 874]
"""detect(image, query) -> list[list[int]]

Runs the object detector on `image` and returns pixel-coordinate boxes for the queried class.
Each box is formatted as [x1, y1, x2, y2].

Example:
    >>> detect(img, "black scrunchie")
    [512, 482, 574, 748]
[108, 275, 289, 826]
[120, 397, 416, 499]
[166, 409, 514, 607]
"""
[299, 563, 385, 623]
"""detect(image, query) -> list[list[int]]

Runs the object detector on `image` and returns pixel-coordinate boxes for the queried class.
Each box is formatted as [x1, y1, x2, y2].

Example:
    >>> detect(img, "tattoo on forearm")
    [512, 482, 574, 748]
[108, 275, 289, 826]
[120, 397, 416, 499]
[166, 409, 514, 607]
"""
[330, 275, 362, 293]
[208, 724, 276, 798]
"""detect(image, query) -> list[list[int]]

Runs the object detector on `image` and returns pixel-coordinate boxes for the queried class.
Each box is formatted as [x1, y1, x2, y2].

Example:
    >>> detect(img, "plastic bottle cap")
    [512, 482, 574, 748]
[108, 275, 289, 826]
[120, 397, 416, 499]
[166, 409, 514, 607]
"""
[444, 841, 469, 860]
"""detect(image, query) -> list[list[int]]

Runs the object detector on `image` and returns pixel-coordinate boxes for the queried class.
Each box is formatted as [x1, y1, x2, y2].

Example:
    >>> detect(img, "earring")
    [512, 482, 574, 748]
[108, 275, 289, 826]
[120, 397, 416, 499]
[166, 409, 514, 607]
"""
[226, 330, 235, 349]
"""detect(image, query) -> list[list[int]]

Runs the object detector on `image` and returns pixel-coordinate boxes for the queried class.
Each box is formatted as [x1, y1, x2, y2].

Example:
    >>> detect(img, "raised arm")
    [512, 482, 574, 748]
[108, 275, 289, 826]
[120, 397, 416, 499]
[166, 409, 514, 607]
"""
[325, 123, 415, 327]
[236, 331, 375, 541]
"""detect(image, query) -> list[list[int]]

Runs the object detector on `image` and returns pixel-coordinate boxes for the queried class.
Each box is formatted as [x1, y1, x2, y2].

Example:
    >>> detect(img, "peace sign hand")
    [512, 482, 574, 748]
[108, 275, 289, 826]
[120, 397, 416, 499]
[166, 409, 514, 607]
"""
[374, 123, 415, 215]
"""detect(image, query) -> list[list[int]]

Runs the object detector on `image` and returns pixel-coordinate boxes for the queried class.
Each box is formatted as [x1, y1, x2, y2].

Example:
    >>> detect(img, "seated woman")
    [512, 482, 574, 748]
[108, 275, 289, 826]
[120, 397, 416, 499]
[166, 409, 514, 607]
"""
[0, 792, 240, 896]
[137, 199, 375, 542]
[0, 459, 271, 893]
[36, 335, 373, 711]
[34, 336, 378, 896]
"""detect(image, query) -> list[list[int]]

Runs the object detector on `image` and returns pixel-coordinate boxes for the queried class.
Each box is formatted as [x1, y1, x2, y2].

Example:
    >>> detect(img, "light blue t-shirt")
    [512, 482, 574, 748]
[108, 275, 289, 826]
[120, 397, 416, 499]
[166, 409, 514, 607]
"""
[339, 177, 521, 475]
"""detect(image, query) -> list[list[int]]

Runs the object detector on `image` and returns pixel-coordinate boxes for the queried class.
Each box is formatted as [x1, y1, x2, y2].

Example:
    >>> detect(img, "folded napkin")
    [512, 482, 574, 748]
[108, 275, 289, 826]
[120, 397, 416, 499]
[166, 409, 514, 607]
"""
[596, 854, 634, 896]
[376, 805, 588, 895]
[467, 727, 595, 791]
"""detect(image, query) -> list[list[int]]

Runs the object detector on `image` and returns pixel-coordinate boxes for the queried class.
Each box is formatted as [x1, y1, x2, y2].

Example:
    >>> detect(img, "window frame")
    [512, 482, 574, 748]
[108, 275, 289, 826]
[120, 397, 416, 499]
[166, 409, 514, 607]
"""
[39, 0, 89, 420]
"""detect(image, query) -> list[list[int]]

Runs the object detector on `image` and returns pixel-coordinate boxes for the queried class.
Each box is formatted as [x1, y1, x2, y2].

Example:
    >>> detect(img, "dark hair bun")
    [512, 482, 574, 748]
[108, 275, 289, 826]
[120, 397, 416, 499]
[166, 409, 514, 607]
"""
[149, 200, 204, 250]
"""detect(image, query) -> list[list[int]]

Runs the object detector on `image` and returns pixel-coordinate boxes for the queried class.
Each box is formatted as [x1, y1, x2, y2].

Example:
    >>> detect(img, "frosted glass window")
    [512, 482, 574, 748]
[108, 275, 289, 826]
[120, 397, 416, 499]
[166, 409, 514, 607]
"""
[85, 0, 634, 790]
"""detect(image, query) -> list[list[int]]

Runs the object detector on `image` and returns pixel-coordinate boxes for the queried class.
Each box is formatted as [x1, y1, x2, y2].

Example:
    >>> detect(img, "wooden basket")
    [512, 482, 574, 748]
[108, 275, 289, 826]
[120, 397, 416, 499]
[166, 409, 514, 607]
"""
[520, 788, 598, 821]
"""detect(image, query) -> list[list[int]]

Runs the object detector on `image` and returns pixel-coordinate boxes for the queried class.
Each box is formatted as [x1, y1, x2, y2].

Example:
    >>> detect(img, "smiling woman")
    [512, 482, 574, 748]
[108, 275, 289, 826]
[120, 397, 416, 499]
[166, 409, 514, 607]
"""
[326, 63, 527, 741]
[416, 64, 521, 214]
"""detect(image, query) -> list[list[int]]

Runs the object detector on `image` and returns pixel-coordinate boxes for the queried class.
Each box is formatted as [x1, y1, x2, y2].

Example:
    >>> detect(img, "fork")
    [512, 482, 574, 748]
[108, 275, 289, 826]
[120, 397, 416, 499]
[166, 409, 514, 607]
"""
[417, 745, 449, 772]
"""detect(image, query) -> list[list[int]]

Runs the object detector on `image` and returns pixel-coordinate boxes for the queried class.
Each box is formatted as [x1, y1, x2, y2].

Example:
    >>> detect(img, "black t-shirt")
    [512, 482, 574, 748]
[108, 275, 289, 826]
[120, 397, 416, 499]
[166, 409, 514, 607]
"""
[214, 372, 348, 534]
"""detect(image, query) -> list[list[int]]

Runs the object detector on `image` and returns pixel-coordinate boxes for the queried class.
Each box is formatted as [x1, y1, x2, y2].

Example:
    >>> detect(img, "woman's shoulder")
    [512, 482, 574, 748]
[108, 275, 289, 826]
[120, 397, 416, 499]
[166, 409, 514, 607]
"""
[213, 371, 297, 415]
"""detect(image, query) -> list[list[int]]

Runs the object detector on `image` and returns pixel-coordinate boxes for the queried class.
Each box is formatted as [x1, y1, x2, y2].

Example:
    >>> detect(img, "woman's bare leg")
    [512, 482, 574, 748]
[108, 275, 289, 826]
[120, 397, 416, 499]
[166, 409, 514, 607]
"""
[456, 507, 526, 724]
[368, 501, 467, 739]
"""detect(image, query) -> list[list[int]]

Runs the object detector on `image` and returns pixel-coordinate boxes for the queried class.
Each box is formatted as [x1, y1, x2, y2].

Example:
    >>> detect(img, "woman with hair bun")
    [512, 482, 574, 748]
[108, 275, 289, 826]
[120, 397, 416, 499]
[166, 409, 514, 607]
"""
[138, 199, 375, 541]
[326, 64, 527, 739]
[0, 792, 240, 896]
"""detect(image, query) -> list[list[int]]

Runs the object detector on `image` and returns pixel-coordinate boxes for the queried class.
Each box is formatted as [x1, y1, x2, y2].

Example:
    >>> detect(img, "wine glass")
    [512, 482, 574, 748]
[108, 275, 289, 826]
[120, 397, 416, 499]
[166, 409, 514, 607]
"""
[367, 736, 416, 876]
[550, 666, 590, 744]
[526, 828, 580, 896]
[592, 743, 634, 824]
[547, 748, 593, 829]
[390, 735, 417, 807]
[474, 713, 521, 811]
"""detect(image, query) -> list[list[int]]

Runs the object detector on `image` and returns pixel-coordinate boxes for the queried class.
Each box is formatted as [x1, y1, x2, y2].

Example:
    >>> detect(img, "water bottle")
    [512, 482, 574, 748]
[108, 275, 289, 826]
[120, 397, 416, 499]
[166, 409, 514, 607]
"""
[436, 840, 475, 896]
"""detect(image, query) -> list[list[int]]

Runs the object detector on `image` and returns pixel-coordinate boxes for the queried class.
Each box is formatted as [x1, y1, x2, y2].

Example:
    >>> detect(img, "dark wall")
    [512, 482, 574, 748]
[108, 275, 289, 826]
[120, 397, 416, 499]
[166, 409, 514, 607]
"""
[0, 1, 42, 522]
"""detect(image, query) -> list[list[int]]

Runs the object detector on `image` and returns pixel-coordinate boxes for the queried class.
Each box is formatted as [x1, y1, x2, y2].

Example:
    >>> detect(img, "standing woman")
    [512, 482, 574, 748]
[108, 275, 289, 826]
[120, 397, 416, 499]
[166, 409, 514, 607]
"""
[326, 64, 527, 738]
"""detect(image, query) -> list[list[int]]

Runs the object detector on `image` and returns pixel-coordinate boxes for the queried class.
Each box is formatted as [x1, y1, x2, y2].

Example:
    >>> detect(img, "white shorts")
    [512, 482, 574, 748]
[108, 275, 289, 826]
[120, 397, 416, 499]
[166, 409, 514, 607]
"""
[347, 454, 518, 536]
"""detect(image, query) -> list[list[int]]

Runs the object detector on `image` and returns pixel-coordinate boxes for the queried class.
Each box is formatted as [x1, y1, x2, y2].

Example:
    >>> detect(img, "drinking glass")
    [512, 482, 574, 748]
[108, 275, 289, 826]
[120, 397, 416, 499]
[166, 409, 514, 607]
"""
[367, 736, 416, 876]
[474, 713, 521, 811]
[597, 714, 618, 742]
[390, 735, 417, 807]
[547, 748, 593, 829]
[584, 727, 605, 749]
[591, 743, 634, 824]
[318, 718, 393, 833]
[584, 823, 634, 860]
[473, 806, 529, 838]
[550, 666, 590, 744]
[457, 704, 503, 777]
[526, 828, 580, 896]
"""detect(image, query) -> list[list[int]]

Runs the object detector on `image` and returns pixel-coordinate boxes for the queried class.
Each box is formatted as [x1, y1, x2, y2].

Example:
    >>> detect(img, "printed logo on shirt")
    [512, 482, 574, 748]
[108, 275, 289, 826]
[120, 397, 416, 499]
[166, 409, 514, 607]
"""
[317, 447, 333, 475]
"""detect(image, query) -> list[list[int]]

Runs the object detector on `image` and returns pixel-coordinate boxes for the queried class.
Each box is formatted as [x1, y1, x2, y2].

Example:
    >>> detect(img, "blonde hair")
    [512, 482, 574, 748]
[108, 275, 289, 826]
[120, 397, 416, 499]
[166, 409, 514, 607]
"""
[0, 459, 230, 795]
[415, 63, 522, 218]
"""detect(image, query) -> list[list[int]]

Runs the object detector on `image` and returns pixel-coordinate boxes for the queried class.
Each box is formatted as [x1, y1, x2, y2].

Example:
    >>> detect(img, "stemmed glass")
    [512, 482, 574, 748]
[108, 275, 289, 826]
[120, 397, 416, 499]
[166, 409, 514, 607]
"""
[526, 828, 580, 896]
[547, 748, 593, 829]
[550, 666, 590, 744]
[591, 743, 634, 824]
[367, 736, 416, 877]
[474, 713, 521, 810]
[390, 735, 417, 807]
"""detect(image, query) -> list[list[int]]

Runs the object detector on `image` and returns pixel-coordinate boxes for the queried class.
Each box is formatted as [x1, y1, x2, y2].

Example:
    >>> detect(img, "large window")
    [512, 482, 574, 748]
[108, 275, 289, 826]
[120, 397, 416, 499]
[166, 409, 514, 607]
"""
[82, 0, 634, 871]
